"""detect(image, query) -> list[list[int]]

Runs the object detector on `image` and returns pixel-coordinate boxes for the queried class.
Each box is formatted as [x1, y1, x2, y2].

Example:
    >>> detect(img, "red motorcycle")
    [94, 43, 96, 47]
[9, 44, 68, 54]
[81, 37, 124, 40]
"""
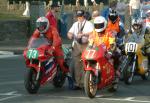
[23, 37, 66, 94]
[81, 44, 118, 98]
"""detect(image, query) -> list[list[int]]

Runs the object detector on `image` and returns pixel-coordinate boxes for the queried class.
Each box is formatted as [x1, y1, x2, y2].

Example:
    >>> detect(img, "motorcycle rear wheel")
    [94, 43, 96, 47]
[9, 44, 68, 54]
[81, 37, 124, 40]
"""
[53, 66, 66, 88]
[24, 68, 40, 94]
[84, 71, 97, 98]
[141, 71, 149, 80]
[108, 78, 118, 92]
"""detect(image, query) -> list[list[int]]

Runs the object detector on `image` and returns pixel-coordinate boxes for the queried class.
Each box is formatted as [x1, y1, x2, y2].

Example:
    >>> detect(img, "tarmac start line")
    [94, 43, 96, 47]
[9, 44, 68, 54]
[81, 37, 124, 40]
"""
[0, 91, 150, 103]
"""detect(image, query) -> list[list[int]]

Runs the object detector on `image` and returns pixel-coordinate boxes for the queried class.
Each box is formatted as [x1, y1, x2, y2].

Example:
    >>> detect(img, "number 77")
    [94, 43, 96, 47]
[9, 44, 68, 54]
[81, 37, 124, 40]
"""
[87, 50, 96, 58]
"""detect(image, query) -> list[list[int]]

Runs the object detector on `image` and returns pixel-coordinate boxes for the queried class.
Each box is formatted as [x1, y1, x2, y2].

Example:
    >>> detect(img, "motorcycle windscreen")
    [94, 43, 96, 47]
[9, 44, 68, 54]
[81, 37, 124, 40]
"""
[26, 37, 51, 59]
[28, 37, 51, 49]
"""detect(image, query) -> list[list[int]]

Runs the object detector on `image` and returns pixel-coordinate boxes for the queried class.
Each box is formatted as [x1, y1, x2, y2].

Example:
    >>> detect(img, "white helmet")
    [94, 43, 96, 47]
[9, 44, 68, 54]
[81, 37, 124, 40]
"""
[94, 16, 107, 32]
[36, 17, 50, 33]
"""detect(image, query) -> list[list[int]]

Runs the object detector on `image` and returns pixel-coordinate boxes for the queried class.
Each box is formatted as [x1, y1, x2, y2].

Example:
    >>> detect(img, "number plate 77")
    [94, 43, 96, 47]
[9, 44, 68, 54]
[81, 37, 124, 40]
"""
[86, 50, 96, 59]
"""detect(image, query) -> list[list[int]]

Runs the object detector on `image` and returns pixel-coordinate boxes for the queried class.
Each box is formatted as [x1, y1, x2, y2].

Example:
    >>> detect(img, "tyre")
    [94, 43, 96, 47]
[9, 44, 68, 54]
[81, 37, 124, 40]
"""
[24, 68, 40, 94]
[53, 66, 66, 88]
[123, 65, 134, 85]
[141, 71, 149, 80]
[84, 71, 97, 98]
[108, 78, 119, 92]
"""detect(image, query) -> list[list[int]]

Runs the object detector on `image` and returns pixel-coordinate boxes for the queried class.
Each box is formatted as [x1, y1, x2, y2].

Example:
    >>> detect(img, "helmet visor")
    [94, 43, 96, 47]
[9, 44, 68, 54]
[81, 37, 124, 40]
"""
[132, 24, 141, 30]
[36, 22, 47, 32]
[109, 15, 118, 23]
[94, 23, 104, 29]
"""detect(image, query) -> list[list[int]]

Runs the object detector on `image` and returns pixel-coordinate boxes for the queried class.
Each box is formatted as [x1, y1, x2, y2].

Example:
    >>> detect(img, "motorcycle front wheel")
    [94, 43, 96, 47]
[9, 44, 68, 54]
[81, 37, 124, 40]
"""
[123, 65, 134, 85]
[53, 66, 66, 88]
[84, 71, 97, 98]
[24, 68, 40, 94]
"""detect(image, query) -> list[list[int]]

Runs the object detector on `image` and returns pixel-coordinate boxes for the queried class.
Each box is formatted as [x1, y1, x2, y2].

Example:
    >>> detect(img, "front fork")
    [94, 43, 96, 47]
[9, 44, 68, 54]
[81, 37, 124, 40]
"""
[87, 62, 101, 84]
[30, 60, 41, 81]
[36, 62, 41, 80]
[131, 55, 137, 77]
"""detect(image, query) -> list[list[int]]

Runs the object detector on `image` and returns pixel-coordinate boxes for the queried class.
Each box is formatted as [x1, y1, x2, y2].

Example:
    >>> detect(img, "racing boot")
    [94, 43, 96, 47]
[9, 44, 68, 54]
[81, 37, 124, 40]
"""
[63, 62, 74, 90]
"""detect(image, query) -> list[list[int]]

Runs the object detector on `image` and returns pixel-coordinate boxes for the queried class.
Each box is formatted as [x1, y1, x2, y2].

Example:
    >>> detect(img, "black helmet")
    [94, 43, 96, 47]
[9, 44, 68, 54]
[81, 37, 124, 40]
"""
[108, 9, 118, 23]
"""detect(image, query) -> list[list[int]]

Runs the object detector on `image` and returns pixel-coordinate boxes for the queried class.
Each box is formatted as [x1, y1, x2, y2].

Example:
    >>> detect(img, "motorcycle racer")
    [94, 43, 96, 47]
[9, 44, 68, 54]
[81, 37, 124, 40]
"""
[28, 17, 73, 88]
[129, 18, 150, 70]
[89, 16, 120, 80]
[107, 9, 126, 47]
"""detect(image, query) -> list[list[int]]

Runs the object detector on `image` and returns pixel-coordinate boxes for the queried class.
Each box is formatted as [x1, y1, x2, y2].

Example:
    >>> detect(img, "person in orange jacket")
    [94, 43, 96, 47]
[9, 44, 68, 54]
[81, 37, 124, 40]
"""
[89, 16, 120, 80]
[89, 16, 116, 51]
[28, 17, 73, 88]
[107, 9, 125, 47]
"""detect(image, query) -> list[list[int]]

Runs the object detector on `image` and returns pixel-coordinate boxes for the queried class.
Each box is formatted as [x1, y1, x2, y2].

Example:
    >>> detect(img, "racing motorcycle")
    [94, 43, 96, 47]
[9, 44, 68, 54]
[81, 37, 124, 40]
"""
[123, 33, 149, 85]
[81, 44, 118, 98]
[23, 37, 67, 94]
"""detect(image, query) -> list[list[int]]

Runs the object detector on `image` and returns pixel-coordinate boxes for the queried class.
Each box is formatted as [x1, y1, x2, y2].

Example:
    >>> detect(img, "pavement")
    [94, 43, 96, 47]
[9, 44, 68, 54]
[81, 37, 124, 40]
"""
[0, 38, 72, 55]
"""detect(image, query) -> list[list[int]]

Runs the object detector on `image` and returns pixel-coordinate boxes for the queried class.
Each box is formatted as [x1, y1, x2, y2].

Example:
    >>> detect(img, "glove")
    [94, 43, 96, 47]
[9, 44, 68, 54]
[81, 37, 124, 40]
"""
[47, 46, 55, 55]
[88, 45, 93, 49]
[52, 46, 55, 50]
[105, 51, 113, 59]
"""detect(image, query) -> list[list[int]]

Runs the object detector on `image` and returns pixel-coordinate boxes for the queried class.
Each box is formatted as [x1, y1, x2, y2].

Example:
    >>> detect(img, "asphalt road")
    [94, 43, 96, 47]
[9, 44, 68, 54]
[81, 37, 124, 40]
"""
[0, 55, 150, 103]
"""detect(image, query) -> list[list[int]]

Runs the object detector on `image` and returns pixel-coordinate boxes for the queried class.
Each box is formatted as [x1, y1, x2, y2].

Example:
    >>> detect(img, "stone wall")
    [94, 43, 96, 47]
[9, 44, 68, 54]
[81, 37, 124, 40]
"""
[0, 19, 30, 41]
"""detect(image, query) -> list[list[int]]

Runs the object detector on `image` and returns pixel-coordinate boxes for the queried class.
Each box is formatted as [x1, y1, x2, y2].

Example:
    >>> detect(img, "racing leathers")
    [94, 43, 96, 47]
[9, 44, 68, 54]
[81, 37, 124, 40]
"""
[107, 17, 125, 47]
[88, 28, 120, 72]
[29, 26, 69, 73]
[46, 11, 58, 30]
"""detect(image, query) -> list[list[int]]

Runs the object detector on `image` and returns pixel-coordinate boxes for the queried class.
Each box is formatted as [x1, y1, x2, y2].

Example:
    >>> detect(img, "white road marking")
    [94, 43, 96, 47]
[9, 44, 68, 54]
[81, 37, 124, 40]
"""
[0, 91, 21, 102]
[0, 91, 18, 96]
[0, 95, 21, 102]
[0, 80, 23, 85]
[0, 51, 14, 55]
[124, 97, 135, 100]
[0, 55, 19, 59]
[99, 97, 150, 103]
[0, 91, 149, 103]
[27, 95, 150, 103]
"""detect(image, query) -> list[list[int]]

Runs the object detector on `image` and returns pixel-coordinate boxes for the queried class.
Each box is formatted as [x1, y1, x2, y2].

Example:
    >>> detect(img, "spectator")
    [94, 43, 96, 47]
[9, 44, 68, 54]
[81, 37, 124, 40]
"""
[101, 1, 117, 20]
[67, 10, 94, 89]
[129, 0, 142, 19]
[90, 10, 100, 23]
[116, 0, 127, 23]
[46, 2, 60, 31]
[91, 0, 97, 6]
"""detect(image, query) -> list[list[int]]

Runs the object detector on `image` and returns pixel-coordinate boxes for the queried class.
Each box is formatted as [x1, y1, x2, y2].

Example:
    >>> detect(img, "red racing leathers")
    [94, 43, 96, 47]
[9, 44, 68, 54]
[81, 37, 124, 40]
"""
[29, 26, 69, 73]
[46, 11, 58, 29]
